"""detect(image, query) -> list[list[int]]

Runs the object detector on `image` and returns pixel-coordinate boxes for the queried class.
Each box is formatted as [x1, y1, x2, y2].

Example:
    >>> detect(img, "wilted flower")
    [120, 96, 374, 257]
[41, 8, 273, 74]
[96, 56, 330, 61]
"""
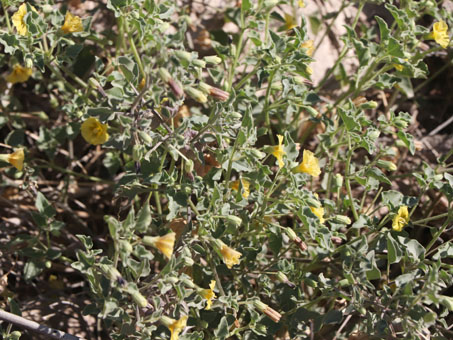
[12, 3, 37, 35]
[284, 13, 297, 30]
[301, 40, 314, 56]
[160, 315, 188, 340]
[61, 11, 83, 34]
[81, 117, 109, 145]
[293, 149, 321, 177]
[169, 218, 187, 239]
[6, 65, 32, 84]
[0, 148, 24, 171]
[431, 20, 450, 49]
[392, 206, 409, 232]
[231, 178, 250, 198]
[143, 232, 176, 259]
[310, 206, 325, 223]
[270, 135, 285, 169]
[198, 280, 216, 310]
[253, 300, 282, 323]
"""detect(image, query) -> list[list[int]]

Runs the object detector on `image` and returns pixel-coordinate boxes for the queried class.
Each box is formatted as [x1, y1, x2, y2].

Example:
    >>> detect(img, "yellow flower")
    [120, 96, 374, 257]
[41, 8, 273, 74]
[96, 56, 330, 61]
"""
[271, 135, 285, 169]
[61, 11, 83, 34]
[199, 280, 216, 310]
[310, 206, 325, 223]
[0, 148, 24, 171]
[392, 206, 409, 232]
[231, 178, 250, 198]
[298, 0, 305, 8]
[431, 20, 450, 49]
[6, 64, 32, 84]
[301, 39, 314, 57]
[11, 3, 37, 36]
[161, 315, 188, 340]
[220, 241, 242, 269]
[143, 232, 176, 259]
[293, 149, 321, 177]
[81, 117, 109, 145]
[284, 13, 297, 30]
[393, 63, 404, 71]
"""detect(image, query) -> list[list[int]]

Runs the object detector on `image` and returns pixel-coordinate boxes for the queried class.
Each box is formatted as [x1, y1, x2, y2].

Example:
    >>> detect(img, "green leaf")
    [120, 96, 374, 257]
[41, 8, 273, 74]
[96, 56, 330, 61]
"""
[367, 167, 391, 185]
[136, 201, 152, 233]
[397, 131, 415, 155]
[387, 37, 405, 57]
[24, 260, 44, 281]
[381, 190, 403, 209]
[77, 234, 93, 249]
[241, 0, 251, 13]
[387, 232, 402, 264]
[0, 33, 19, 54]
[375, 16, 389, 43]
[338, 108, 360, 131]
[35, 192, 56, 218]
[214, 316, 229, 339]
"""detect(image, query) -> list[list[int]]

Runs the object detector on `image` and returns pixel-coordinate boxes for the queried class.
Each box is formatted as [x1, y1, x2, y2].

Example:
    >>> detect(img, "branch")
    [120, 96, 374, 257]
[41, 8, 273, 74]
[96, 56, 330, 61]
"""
[0, 309, 84, 340]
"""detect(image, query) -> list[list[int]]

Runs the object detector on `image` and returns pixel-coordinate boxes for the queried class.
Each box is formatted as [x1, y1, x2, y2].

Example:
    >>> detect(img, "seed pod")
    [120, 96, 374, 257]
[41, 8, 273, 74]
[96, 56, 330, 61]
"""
[377, 160, 397, 171]
[225, 215, 242, 227]
[174, 50, 192, 63]
[204, 56, 222, 65]
[333, 215, 352, 225]
[185, 87, 208, 103]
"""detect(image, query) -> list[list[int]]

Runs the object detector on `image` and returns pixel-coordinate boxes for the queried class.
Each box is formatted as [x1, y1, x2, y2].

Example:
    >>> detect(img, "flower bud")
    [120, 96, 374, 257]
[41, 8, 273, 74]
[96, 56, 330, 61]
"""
[332, 215, 352, 225]
[24, 58, 33, 69]
[359, 100, 378, 109]
[168, 79, 184, 98]
[250, 149, 266, 159]
[271, 81, 283, 91]
[264, 0, 278, 8]
[368, 129, 380, 140]
[285, 227, 297, 241]
[198, 82, 212, 94]
[376, 160, 397, 171]
[394, 117, 409, 129]
[158, 68, 172, 82]
[335, 173, 343, 187]
[10, 331, 22, 340]
[276, 271, 296, 288]
[225, 215, 242, 227]
[181, 277, 196, 288]
[208, 86, 229, 101]
[185, 87, 208, 103]
[230, 112, 242, 120]
[181, 256, 195, 267]
[184, 159, 194, 173]
[130, 289, 148, 308]
[306, 197, 321, 208]
[132, 144, 144, 161]
[138, 131, 153, 145]
[174, 50, 192, 63]
[204, 55, 222, 65]
[192, 59, 206, 68]
[304, 106, 319, 118]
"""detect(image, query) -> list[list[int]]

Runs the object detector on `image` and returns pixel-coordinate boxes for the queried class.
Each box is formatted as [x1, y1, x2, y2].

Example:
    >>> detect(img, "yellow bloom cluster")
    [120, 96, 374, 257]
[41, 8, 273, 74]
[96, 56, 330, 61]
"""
[199, 280, 216, 310]
[231, 178, 250, 198]
[0, 148, 24, 171]
[431, 20, 450, 49]
[6, 65, 32, 84]
[392, 206, 409, 232]
[143, 232, 176, 259]
[12, 3, 37, 36]
[61, 11, 83, 34]
[293, 149, 321, 177]
[161, 315, 188, 340]
[81, 117, 109, 145]
[271, 135, 285, 168]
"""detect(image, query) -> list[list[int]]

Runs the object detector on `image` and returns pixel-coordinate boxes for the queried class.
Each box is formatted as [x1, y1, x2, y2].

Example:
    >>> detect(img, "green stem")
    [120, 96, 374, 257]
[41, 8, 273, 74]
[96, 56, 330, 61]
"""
[344, 141, 359, 222]
[2, 1, 12, 33]
[124, 19, 145, 79]
[424, 209, 453, 253]
[35, 162, 113, 184]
